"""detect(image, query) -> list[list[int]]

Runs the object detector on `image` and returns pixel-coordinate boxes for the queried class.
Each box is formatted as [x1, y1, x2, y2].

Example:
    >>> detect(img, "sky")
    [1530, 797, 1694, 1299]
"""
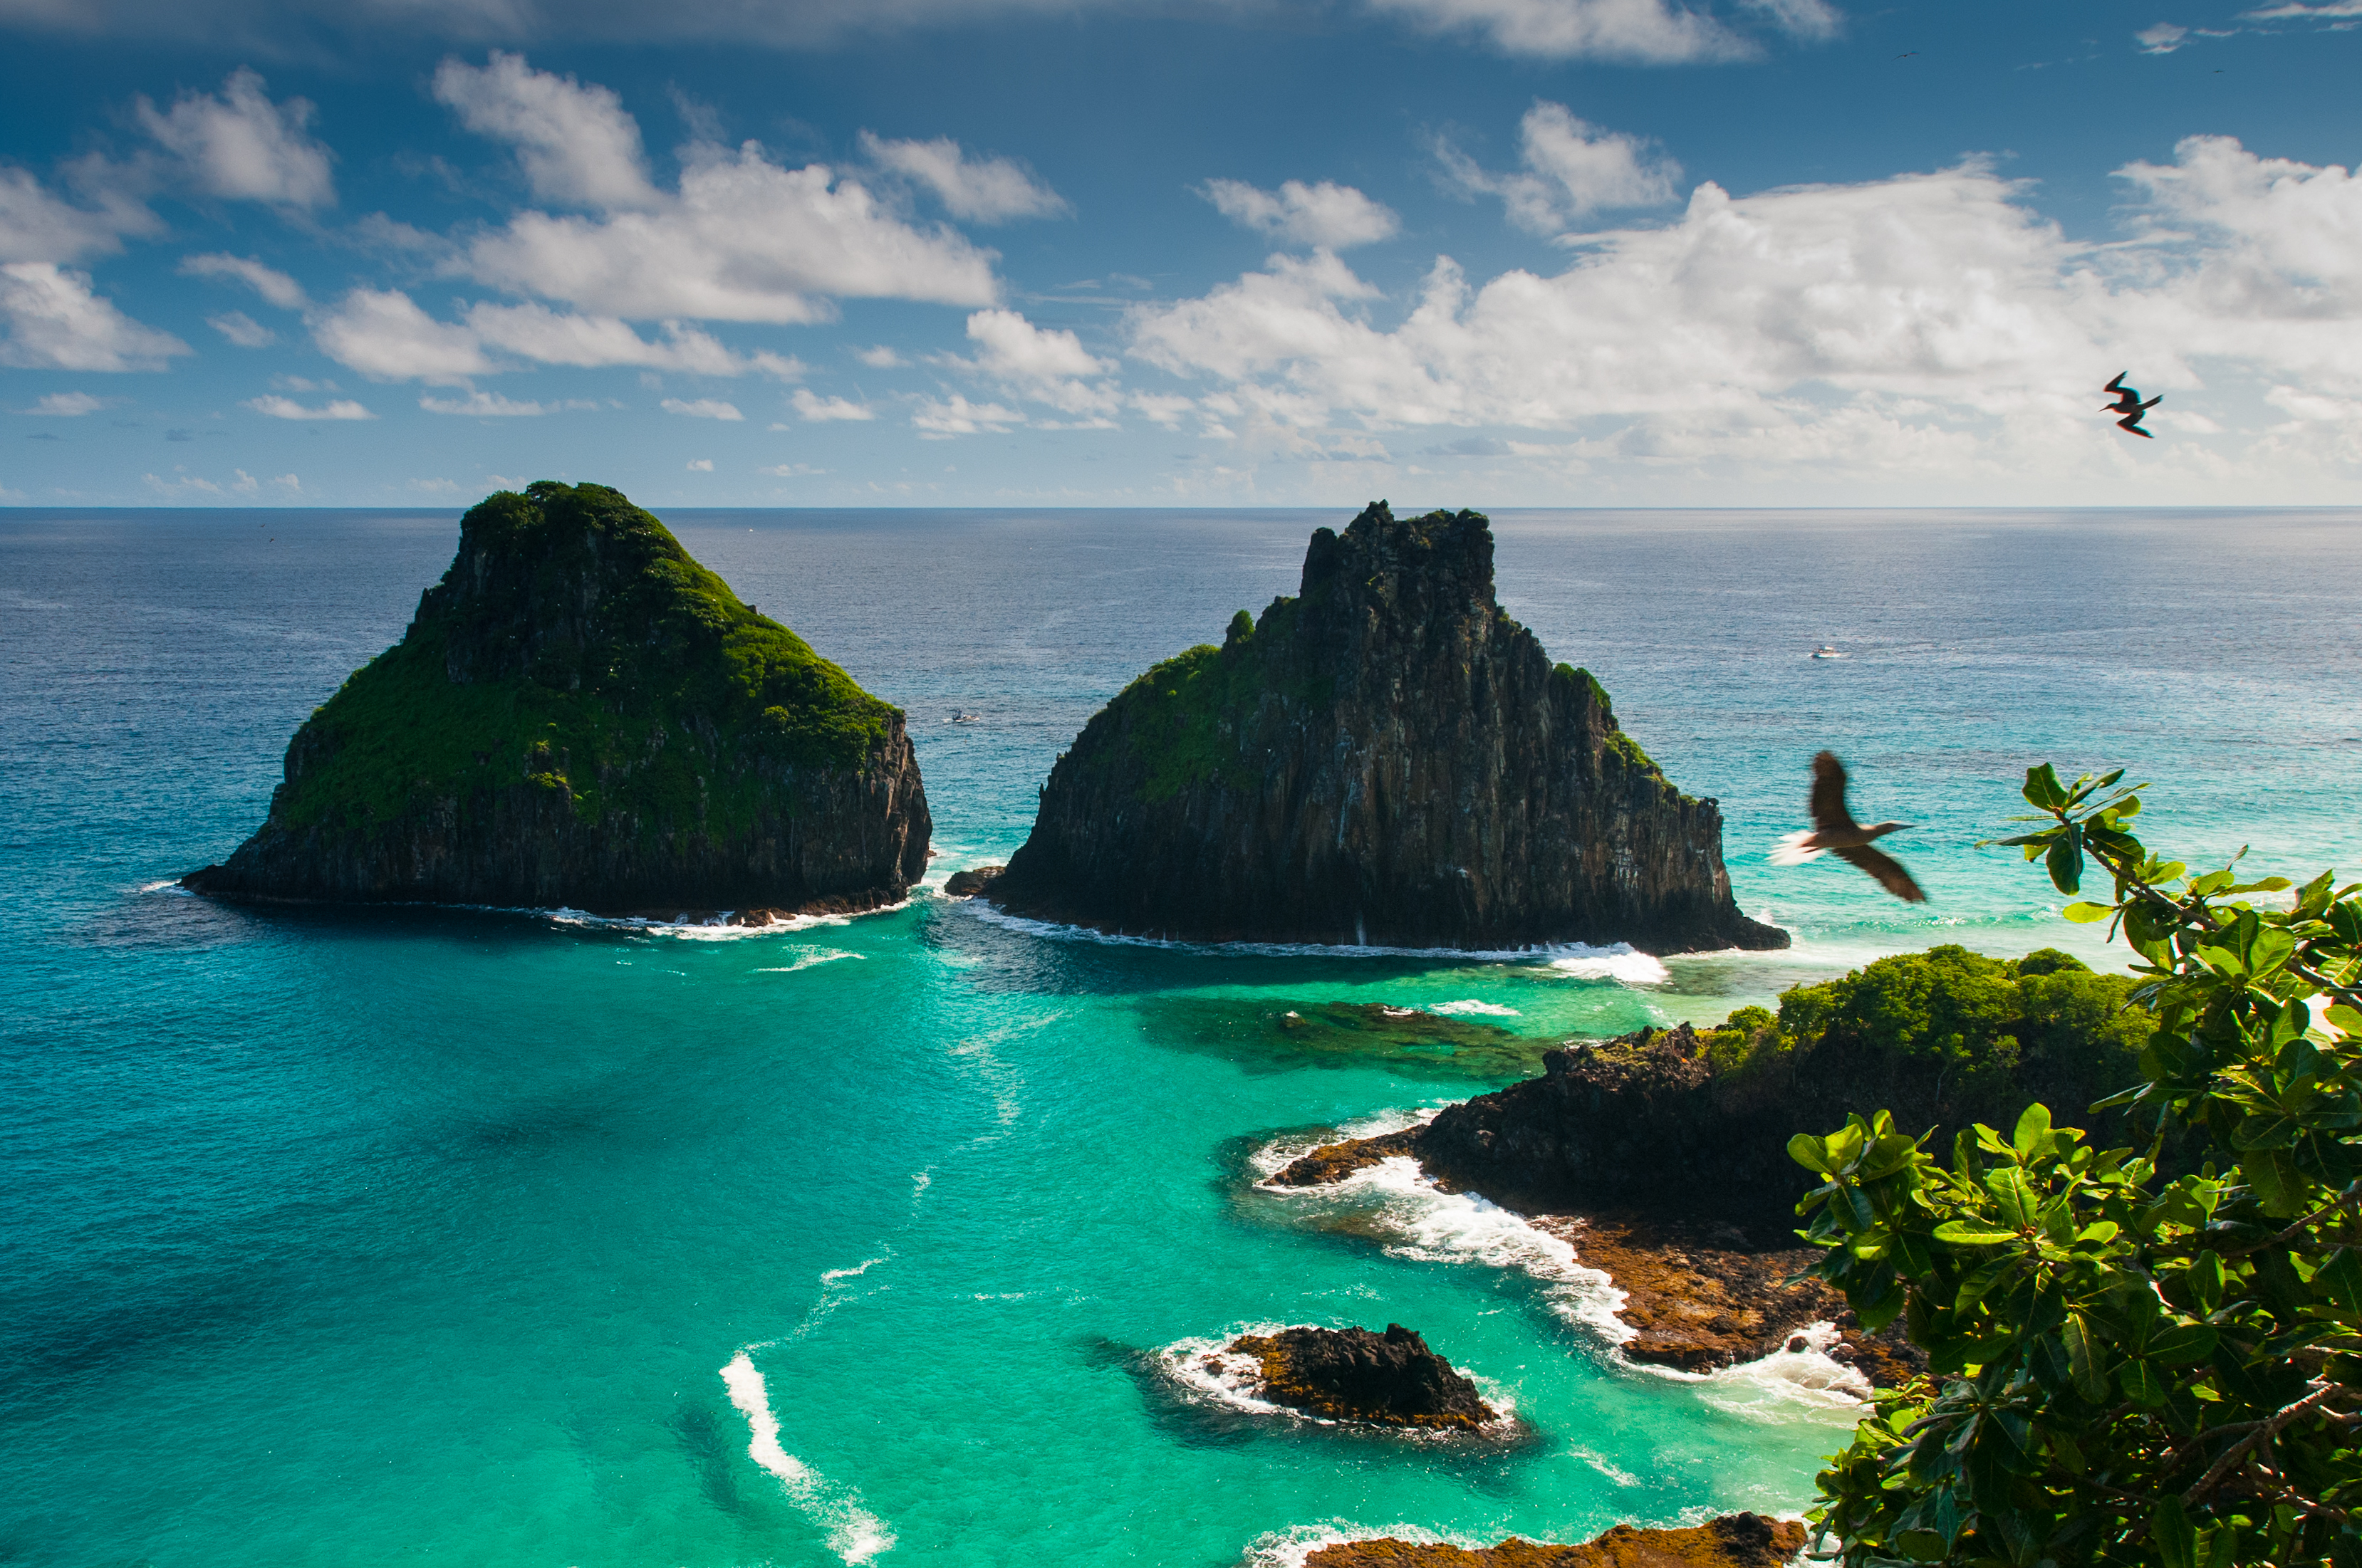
[0, 0, 2358, 508]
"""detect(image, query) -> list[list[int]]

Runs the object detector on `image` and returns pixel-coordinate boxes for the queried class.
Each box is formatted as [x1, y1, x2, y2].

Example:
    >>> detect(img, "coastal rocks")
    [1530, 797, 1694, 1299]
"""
[182, 482, 930, 914]
[983, 502, 1786, 953]
[1269, 1023, 1926, 1376]
[943, 864, 1006, 897]
[1224, 1324, 1497, 1429]
[1303, 1512, 1806, 1568]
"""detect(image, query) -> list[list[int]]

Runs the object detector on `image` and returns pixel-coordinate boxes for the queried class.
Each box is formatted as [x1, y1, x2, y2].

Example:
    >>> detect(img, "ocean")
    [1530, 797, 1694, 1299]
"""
[4, 506, 2359, 1567]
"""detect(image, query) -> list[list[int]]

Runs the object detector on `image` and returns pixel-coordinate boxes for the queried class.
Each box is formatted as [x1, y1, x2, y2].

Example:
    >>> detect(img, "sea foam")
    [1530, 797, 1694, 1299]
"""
[719, 1351, 896, 1564]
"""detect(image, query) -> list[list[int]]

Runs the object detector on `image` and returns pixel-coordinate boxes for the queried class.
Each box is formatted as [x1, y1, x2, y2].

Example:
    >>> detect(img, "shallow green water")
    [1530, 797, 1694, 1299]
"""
[6, 507, 2361, 1566]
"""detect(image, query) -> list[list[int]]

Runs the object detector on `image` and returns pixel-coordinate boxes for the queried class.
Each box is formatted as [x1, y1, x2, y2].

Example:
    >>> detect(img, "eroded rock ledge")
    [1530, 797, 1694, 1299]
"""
[1303, 1512, 1806, 1568]
[1226, 1324, 1497, 1429]
[984, 502, 1785, 953]
[1271, 1023, 1923, 1379]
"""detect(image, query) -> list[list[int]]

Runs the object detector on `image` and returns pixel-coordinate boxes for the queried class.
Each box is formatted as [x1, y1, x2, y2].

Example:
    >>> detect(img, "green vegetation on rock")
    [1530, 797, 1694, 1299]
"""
[1798, 765, 2362, 1567]
[1092, 595, 1331, 803]
[280, 481, 896, 836]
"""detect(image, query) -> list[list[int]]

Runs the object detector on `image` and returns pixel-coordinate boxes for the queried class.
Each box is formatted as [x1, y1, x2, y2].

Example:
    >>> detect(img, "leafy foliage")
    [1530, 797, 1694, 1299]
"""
[277, 482, 896, 835]
[1797, 764, 2362, 1567]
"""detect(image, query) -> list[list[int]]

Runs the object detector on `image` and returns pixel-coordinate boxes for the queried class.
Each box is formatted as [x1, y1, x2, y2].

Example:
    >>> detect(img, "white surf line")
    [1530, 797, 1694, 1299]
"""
[719, 1351, 896, 1564]
[962, 901, 1736, 970]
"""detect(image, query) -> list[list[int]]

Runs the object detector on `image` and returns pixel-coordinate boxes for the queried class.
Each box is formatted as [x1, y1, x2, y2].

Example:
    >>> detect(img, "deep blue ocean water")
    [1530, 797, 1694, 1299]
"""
[5, 506, 2361, 1567]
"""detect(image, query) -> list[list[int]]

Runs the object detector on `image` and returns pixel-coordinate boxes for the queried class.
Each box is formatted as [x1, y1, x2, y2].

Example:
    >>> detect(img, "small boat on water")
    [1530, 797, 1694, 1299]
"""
[1811, 645, 1846, 659]
[949, 710, 983, 724]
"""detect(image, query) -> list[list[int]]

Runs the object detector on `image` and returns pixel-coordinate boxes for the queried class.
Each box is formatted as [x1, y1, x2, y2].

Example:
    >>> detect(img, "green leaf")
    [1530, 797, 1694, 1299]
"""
[1787, 1132, 1831, 1174]
[2145, 1323, 2217, 1364]
[2119, 1358, 2169, 1406]
[2012, 1103, 2054, 1156]
[2153, 1497, 2197, 1568]
[1934, 1220, 2022, 1246]
[2061, 901, 2115, 923]
[2061, 1311, 2108, 1401]
[2317, 1248, 2362, 1318]
[2023, 763, 2067, 810]
[1984, 1166, 2039, 1230]
[2046, 830, 2083, 895]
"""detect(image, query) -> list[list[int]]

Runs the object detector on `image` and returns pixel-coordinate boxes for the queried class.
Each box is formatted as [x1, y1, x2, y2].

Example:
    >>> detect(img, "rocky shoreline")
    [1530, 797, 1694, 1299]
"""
[1301, 1512, 1806, 1568]
[1222, 1324, 1499, 1430]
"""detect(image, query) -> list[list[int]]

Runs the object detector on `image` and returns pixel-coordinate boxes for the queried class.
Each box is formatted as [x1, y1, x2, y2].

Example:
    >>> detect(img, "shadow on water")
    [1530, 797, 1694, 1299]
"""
[1080, 1335, 1546, 1473]
[671, 1401, 756, 1521]
[1139, 998, 1554, 1082]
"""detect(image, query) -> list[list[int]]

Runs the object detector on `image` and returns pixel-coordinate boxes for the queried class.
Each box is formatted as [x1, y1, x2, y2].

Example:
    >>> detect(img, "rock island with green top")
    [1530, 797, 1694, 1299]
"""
[982, 501, 1784, 952]
[184, 482, 930, 917]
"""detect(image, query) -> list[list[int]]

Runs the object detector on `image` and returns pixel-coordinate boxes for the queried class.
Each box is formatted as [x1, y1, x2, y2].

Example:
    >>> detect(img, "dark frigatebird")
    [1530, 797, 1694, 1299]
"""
[1770, 751, 1927, 902]
[2103, 372, 2161, 438]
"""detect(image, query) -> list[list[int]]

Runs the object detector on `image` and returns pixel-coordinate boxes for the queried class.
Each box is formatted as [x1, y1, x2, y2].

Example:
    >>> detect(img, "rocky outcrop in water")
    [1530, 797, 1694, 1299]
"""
[184, 481, 930, 914]
[984, 502, 1783, 952]
[1227, 1324, 1497, 1429]
[1302, 1512, 1806, 1568]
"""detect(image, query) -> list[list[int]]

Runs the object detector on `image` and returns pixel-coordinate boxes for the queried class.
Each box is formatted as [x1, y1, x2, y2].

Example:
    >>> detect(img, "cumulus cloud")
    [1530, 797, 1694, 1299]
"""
[859, 132, 1067, 222]
[854, 344, 905, 367]
[0, 262, 189, 370]
[433, 53, 660, 209]
[0, 165, 160, 263]
[685, 457, 714, 469]
[2135, 22, 2189, 51]
[1437, 103, 1682, 231]
[910, 392, 1024, 437]
[179, 252, 308, 309]
[947, 307, 1118, 415]
[419, 390, 574, 415]
[662, 396, 743, 419]
[136, 68, 335, 209]
[311, 288, 494, 382]
[1200, 179, 1400, 249]
[244, 394, 375, 419]
[442, 56, 998, 323]
[24, 390, 108, 414]
[209, 310, 273, 346]
[1363, 0, 1808, 63]
[1123, 137, 2362, 488]
[791, 388, 874, 421]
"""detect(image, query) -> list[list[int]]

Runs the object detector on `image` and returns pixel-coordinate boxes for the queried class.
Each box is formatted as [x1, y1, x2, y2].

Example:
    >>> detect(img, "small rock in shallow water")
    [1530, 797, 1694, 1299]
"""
[943, 865, 1005, 898]
[1225, 1324, 1496, 1430]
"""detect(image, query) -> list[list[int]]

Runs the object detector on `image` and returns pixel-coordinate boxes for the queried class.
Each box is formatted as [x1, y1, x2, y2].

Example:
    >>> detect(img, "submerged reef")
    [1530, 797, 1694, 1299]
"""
[184, 481, 930, 914]
[1303, 1512, 1806, 1568]
[1226, 1324, 1497, 1430]
[982, 501, 1784, 952]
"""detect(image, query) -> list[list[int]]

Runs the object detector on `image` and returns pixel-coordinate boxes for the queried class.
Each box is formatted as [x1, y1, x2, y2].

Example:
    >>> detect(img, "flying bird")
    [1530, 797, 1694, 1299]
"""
[2103, 372, 2161, 439]
[1770, 751, 1927, 902]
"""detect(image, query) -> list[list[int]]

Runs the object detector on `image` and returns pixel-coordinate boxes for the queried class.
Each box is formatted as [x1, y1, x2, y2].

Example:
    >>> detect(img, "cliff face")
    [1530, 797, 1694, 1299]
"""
[184, 481, 930, 914]
[987, 502, 1784, 952]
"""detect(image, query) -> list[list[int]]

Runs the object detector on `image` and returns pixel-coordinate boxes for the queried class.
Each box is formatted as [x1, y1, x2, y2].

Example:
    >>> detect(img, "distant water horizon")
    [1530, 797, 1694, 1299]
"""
[5, 504, 2360, 1566]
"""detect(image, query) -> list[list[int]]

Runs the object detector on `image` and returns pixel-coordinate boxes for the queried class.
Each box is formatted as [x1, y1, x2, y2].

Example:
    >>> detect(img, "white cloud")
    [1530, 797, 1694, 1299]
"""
[1201, 179, 1400, 249]
[1437, 103, 1681, 231]
[686, 457, 714, 470]
[2239, 0, 2362, 14]
[1130, 391, 1198, 427]
[136, 68, 334, 209]
[1364, 0, 1781, 62]
[24, 390, 108, 415]
[244, 394, 377, 419]
[462, 138, 1000, 323]
[146, 470, 226, 497]
[911, 392, 1024, 437]
[950, 307, 1118, 414]
[311, 288, 494, 382]
[180, 253, 308, 309]
[858, 132, 1068, 222]
[2135, 21, 2189, 51]
[208, 310, 275, 347]
[231, 467, 260, 495]
[272, 472, 301, 491]
[662, 397, 743, 419]
[0, 262, 189, 370]
[464, 301, 801, 376]
[0, 165, 160, 263]
[1122, 137, 2362, 492]
[855, 344, 905, 367]
[759, 461, 825, 476]
[410, 477, 463, 494]
[791, 388, 873, 421]
[433, 53, 661, 210]
[420, 390, 569, 415]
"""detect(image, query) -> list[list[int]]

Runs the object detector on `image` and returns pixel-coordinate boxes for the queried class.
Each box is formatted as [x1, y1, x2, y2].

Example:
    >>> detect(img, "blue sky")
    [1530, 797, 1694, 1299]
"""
[1, 0, 2358, 508]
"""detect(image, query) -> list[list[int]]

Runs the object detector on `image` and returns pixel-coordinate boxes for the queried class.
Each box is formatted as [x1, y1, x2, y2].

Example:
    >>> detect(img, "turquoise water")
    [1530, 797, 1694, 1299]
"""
[6, 507, 2361, 1567]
